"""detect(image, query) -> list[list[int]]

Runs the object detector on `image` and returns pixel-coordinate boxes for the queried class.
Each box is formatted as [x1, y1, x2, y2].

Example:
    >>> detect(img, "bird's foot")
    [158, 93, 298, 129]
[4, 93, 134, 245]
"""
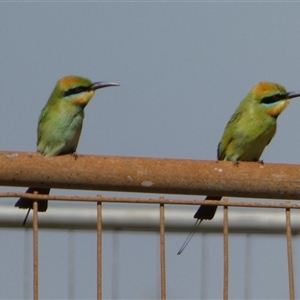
[72, 152, 79, 160]
[232, 160, 239, 167]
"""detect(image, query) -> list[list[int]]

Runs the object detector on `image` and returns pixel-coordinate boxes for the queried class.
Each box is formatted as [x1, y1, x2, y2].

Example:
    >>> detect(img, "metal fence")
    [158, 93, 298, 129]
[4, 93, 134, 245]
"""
[1, 151, 300, 300]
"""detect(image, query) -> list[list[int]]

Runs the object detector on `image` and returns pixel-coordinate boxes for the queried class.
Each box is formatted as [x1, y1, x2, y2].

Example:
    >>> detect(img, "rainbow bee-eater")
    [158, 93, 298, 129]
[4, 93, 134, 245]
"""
[177, 82, 300, 254]
[15, 75, 119, 225]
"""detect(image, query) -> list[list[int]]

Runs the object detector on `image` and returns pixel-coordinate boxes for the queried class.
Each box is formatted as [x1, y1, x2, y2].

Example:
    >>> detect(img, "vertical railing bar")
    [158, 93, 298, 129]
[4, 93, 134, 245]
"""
[285, 201, 295, 300]
[97, 201, 102, 300]
[223, 199, 229, 300]
[32, 192, 38, 300]
[159, 202, 166, 300]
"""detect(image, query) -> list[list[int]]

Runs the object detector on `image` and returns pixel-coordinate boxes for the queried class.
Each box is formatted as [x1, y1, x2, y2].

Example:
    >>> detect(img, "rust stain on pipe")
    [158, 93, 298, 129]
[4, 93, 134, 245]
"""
[1, 151, 300, 199]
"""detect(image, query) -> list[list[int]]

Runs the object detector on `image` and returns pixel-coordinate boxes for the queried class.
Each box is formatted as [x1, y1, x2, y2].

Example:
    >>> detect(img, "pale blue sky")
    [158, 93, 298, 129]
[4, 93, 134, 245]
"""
[1, 2, 300, 299]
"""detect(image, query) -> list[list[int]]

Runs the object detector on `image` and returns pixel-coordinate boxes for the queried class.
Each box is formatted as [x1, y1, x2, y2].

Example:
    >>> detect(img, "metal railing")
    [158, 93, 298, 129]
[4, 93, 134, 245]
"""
[1, 151, 300, 300]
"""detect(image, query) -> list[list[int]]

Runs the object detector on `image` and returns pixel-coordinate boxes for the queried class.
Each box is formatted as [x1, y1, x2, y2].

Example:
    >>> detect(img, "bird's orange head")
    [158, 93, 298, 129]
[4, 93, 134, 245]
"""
[252, 82, 300, 117]
[48, 75, 119, 108]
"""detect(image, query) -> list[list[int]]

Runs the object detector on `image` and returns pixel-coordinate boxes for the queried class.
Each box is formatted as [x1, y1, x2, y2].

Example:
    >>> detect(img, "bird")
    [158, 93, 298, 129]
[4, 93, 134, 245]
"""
[15, 75, 119, 225]
[177, 81, 300, 254]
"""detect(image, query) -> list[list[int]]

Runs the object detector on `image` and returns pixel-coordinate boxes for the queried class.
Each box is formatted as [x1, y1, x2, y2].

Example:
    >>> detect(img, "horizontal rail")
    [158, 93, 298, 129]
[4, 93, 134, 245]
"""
[1, 151, 300, 199]
[2, 192, 300, 208]
[2, 204, 300, 233]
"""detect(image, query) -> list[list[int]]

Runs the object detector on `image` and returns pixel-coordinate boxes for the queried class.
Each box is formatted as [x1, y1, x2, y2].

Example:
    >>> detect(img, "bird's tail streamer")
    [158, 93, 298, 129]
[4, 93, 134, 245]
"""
[177, 218, 203, 255]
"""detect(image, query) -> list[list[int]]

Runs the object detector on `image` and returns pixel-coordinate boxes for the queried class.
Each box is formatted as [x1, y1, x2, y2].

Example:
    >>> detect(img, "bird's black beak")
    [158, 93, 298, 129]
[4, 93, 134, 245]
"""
[90, 82, 120, 91]
[286, 91, 300, 99]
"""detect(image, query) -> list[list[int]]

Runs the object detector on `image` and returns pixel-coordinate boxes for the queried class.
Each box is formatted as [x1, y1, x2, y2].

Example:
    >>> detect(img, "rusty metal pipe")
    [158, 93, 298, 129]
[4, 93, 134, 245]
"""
[1, 151, 300, 199]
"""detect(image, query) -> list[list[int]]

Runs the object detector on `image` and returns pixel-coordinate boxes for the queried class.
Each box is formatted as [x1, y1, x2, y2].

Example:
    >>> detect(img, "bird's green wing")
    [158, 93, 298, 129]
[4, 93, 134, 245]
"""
[217, 112, 243, 160]
[37, 106, 50, 145]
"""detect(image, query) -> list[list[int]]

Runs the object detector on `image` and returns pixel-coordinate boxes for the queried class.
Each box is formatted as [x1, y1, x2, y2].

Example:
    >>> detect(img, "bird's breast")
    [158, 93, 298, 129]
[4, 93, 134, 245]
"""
[37, 106, 84, 156]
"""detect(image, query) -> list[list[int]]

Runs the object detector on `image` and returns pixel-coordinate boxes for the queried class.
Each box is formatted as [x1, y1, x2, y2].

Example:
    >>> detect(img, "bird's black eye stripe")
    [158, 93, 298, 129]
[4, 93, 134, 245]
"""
[64, 86, 90, 97]
[261, 93, 284, 104]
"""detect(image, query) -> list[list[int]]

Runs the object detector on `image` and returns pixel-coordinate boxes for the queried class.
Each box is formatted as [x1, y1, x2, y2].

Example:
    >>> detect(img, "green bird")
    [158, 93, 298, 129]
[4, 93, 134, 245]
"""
[177, 81, 300, 254]
[15, 75, 119, 224]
